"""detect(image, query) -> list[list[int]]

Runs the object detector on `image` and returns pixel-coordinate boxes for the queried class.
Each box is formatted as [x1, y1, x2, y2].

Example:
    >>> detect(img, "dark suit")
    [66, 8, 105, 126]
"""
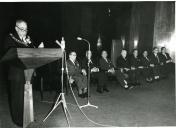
[129, 55, 141, 83]
[81, 57, 97, 73]
[99, 57, 127, 88]
[116, 55, 130, 69]
[66, 59, 87, 89]
[81, 57, 108, 91]
[140, 56, 153, 79]
[159, 52, 172, 76]
[116, 56, 132, 85]
[99, 58, 114, 72]
[4, 32, 35, 126]
[149, 53, 160, 77]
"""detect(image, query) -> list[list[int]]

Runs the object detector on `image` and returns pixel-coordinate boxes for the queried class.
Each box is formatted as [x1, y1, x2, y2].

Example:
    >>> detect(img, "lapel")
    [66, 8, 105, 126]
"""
[122, 56, 126, 63]
[146, 56, 149, 61]
[14, 32, 22, 41]
[103, 58, 108, 64]
[154, 53, 159, 63]
[88, 58, 93, 65]
[69, 59, 75, 66]
[163, 53, 168, 59]
[70, 59, 79, 67]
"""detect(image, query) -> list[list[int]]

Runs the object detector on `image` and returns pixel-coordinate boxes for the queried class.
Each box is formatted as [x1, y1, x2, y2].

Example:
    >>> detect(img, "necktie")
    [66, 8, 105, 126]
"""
[72, 61, 75, 65]
[89, 59, 92, 64]
[105, 58, 108, 63]
[156, 55, 159, 63]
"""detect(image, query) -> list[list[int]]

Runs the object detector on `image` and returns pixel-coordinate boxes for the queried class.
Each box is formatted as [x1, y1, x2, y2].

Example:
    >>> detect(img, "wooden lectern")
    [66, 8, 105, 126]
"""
[1, 48, 63, 128]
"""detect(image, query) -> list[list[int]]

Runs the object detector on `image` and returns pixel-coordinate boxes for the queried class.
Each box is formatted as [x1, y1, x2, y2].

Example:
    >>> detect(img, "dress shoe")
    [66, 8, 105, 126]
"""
[103, 88, 109, 92]
[124, 84, 129, 89]
[128, 85, 134, 89]
[124, 84, 134, 90]
[78, 93, 85, 98]
[83, 92, 89, 97]
[96, 89, 103, 94]
[146, 78, 152, 83]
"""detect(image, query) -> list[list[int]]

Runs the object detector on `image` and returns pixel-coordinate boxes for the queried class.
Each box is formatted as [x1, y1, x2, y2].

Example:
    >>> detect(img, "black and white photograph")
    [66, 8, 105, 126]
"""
[0, 1, 175, 128]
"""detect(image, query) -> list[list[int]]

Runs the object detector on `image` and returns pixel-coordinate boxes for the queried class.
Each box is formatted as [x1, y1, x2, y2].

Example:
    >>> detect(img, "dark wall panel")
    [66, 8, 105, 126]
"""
[129, 2, 155, 54]
[0, 3, 16, 84]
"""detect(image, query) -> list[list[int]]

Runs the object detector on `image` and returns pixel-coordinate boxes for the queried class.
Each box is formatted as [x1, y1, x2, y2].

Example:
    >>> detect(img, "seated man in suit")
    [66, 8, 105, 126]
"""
[140, 50, 153, 83]
[4, 19, 35, 126]
[116, 49, 134, 89]
[100, 50, 133, 89]
[66, 51, 87, 98]
[129, 49, 141, 86]
[81, 50, 108, 93]
[159, 47, 173, 77]
[149, 47, 161, 80]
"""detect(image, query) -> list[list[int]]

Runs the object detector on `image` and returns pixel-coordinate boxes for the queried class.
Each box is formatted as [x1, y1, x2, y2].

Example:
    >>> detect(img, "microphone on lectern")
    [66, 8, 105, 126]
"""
[55, 37, 65, 50]
[61, 37, 65, 49]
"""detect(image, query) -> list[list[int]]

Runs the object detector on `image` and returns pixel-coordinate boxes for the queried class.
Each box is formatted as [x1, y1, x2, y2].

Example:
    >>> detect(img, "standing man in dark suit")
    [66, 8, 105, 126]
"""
[149, 47, 161, 80]
[159, 47, 173, 77]
[140, 50, 153, 83]
[66, 51, 87, 98]
[81, 50, 108, 93]
[99, 50, 133, 89]
[4, 19, 35, 126]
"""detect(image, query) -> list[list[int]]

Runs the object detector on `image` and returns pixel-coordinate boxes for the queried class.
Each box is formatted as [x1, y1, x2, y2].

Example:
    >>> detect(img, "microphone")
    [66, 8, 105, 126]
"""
[55, 37, 65, 50]
[77, 37, 90, 52]
[55, 40, 61, 46]
[61, 37, 65, 50]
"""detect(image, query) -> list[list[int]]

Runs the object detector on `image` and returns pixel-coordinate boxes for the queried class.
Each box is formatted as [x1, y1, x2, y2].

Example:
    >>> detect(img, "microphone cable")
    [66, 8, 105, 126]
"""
[64, 51, 117, 127]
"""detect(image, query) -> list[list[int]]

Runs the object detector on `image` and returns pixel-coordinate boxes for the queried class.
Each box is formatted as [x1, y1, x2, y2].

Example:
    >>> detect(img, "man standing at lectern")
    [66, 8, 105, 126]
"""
[4, 19, 35, 126]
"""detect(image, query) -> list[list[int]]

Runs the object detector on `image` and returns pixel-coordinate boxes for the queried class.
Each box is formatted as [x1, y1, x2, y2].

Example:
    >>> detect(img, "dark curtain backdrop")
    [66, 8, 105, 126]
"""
[0, 2, 173, 84]
[0, 2, 132, 58]
[0, 2, 132, 84]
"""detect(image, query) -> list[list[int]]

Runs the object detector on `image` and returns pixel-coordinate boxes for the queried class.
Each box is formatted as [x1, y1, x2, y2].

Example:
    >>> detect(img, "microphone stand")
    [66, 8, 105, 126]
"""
[43, 39, 71, 127]
[79, 39, 98, 109]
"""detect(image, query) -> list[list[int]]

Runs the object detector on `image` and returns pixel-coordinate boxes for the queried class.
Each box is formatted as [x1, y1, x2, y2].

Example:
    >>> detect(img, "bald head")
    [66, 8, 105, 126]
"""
[121, 49, 127, 58]
[15, 20, 28, 38]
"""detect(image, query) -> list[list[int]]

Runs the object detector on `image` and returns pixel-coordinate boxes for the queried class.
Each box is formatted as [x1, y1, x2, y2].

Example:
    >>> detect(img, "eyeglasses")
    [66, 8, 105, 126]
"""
[71, 54, 77, 56]
[16, 25, 28, 32]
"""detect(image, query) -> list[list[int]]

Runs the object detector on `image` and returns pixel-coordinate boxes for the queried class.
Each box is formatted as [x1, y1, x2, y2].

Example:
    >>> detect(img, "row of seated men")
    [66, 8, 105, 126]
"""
[3, 19, 173, 126]
[66, 46, 173, 98]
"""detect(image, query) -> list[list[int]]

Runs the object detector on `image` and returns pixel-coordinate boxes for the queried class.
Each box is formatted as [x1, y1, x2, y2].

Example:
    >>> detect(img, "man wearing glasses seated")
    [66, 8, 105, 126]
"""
[66, 51, 88, 98]
[4, 19, 36, 126]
